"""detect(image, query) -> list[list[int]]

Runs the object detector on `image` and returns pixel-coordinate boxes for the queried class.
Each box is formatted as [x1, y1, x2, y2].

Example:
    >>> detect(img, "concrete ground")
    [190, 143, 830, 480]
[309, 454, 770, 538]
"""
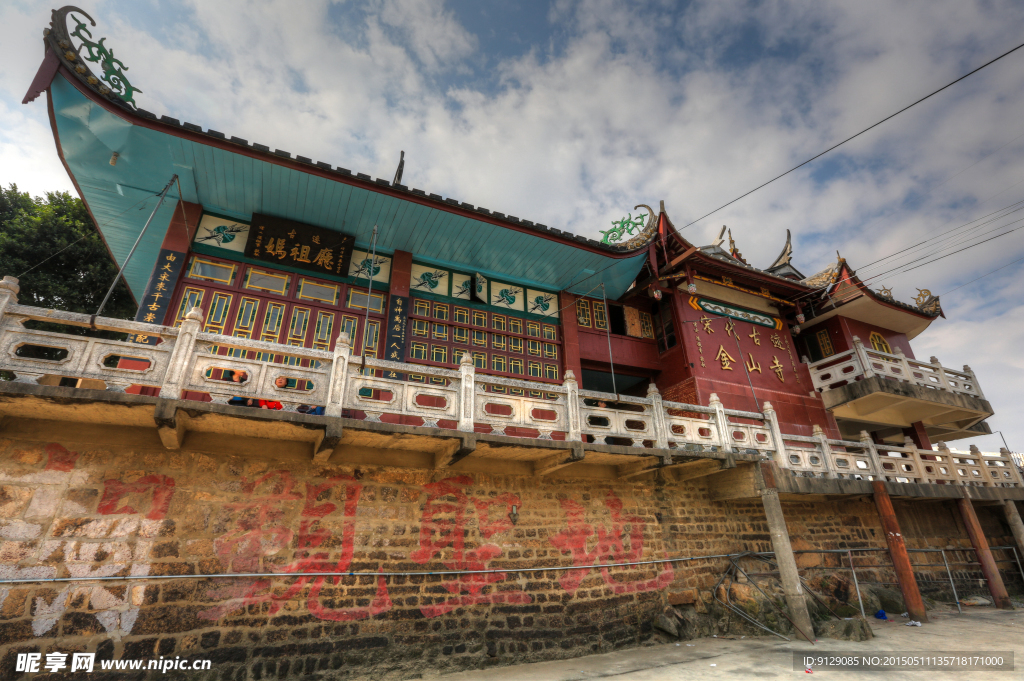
[436, 607, 1023, 680]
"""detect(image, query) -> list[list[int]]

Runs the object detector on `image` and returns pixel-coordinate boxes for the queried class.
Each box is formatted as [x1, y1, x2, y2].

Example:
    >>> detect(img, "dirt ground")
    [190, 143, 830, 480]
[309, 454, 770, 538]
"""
[435, 606, 1023, 680]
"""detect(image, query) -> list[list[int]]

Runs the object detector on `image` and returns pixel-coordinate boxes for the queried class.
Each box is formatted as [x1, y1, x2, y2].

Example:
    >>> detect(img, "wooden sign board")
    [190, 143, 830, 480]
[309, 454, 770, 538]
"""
[246, 213, 354, 279]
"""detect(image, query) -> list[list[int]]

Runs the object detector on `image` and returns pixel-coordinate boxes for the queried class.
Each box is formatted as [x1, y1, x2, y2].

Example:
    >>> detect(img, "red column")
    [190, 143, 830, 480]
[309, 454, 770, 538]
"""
[903, 422, 932, 451]
[957, 496, 1013, 609]
[558, 291, 582, 383]
[390, 250, 412, 299]
[872, 481, 928, 622]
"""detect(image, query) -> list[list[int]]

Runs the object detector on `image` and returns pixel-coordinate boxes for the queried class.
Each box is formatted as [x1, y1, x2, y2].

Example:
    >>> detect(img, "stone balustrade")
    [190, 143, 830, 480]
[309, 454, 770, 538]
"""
[807, 334, 984, 399]
[0, 274, 1017, 487]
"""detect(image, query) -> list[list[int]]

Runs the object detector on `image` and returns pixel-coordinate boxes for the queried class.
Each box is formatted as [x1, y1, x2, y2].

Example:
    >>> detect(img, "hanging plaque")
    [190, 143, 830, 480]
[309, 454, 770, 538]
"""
[245, 214, 354, 278]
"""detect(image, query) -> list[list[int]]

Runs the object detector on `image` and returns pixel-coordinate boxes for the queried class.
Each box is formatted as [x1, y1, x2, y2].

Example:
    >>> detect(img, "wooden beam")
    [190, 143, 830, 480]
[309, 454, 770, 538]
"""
[433, 433, 477, 469]
[533, 442, 585, 477]
[708, 463, 759, 500]
[313, 420, 344, 463]
[663, 458, 724, 483]
[669, 245, 700, 269]
[153, 400, 187, 450]
[616, 457, 663, 479]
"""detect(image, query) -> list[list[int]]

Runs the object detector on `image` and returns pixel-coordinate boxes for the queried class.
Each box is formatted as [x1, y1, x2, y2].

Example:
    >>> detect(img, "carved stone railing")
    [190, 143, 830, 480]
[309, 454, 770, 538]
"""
[807, 335, 985, 400]
[0, 275, 1016, 487]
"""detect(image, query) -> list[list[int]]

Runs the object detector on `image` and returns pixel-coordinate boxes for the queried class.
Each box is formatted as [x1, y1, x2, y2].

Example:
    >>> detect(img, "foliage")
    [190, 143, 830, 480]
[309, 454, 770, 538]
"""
[0, 183, 135, 322]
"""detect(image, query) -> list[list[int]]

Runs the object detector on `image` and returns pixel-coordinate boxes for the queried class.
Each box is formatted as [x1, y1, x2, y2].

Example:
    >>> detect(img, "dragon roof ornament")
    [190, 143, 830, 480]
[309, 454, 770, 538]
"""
[44, 6, 141, 109]
[600, 204, 658, 250]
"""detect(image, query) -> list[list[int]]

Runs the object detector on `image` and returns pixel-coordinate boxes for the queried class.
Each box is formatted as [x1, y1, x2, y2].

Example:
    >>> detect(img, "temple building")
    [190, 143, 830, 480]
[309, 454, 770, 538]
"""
[1, 7, 1021, 679]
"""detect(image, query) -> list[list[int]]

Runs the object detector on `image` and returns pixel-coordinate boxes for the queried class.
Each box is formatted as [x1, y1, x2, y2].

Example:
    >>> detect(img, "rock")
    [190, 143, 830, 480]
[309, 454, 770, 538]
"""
[814, 618, 874, 642]
[654, 612, 679, 638]
[962, 596, 991, 606]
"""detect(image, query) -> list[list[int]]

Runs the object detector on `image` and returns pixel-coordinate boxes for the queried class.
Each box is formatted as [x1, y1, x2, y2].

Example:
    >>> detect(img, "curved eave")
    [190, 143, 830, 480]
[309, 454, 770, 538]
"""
[43, 69, 648, 301]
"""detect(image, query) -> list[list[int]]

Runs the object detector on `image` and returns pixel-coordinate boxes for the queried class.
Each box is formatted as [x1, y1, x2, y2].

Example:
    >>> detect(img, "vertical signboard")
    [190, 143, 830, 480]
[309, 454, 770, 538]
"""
[383, 294, 409, 380]
[127, 248, 186, 345]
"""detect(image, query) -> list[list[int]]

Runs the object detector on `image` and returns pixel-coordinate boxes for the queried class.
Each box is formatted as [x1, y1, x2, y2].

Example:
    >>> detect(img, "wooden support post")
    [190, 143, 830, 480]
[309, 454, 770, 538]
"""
[872, 481, 928, 622]
[758, 463, 815, 641]
[1004, 501, 1024, 570]
[957, 496, 1013, 609]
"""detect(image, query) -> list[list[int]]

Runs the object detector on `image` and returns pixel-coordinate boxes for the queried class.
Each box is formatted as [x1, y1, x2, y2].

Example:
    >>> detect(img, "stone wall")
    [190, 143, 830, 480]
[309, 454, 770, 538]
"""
[0, 427, 1016, 679]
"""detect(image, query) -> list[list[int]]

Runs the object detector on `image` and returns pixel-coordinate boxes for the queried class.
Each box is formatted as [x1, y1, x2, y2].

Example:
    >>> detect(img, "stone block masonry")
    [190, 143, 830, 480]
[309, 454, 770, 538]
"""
[0, 427, 1018, 679]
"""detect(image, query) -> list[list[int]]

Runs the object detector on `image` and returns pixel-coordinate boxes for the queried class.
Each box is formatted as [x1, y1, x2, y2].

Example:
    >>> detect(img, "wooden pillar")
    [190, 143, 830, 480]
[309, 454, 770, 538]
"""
[558, 291, 583, 384]
[957, 496, 1013, 609]
[1004, 501, 1024, 570]
[759, 463, 815, 641]
[872, 481, 928, 622]
[902, 422, 932, 452]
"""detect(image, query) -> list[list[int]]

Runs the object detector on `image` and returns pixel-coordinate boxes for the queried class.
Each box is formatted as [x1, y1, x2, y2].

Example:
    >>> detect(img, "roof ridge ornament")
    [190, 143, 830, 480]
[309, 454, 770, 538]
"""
[599, 204, 657, 250]
[768, 229, 794, 269]
[47, 6, 141, 109]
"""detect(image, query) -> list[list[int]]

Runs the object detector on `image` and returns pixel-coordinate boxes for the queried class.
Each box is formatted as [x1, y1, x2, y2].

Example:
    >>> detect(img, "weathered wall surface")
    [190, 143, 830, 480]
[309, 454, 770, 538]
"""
[0, 425, 1015, 679]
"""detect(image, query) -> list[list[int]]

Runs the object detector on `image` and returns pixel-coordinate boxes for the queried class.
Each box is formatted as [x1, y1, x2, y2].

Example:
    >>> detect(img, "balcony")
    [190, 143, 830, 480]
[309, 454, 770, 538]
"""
[807, 336, 993, 443]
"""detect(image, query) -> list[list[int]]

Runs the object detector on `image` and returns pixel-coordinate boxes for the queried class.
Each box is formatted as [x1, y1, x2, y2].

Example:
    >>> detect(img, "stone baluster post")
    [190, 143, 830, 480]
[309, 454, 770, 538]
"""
[457, 352, 475, 433]
[929, 356, 952, 392]
[963, 364, 984, 399]
[159, 308, 202, 399]
[903, 435, 923, 483]
[935, 441, 957, 484]
[850, 335, 874, 380]
[813, 424, 837, 479]
[325, 332, 352, 418]
[709, 393, 731, 452]
[647, 382, 669, 450]
[1001, 447, 1024, 486]
[894, 346, 912, 383]
[0, 276, 20, 327]
[761, 401, 787, 465]
[860, 430, 884, 480]
[563, 370, 582, 442]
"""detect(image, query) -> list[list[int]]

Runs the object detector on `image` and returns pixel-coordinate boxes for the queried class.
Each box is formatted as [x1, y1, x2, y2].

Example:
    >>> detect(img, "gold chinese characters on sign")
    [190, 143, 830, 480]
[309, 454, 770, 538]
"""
[246, 213, 354, 278]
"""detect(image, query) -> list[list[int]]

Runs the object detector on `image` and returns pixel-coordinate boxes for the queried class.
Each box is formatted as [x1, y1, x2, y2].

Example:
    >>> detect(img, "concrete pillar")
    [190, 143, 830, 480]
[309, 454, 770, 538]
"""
[872, 481, 928, 622]
[1003, 500, 1024, 566]
[957, 496, 1013, 609]
[758, 467, 815, 642]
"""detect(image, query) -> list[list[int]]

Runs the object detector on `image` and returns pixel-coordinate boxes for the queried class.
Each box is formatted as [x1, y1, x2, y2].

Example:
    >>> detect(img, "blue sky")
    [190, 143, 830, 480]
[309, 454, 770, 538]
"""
[2, 0, 1024, 453]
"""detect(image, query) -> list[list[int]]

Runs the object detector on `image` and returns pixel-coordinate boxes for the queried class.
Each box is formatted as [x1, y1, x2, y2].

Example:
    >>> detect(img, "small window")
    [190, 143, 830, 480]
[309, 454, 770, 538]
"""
[510, 358, 524, 375]
[544, 364, 558, 380]
[509, 318, 523, 334]
[433, 323, 448, 340]
[454, 327, 469, 344]
[492, 315, 506, 331]
[453, 348, 466, 365]
[527, 322, 540, 337]
[414, 300, 430, 317]
[243, 267, 286, 294]
[543, 325, 557, 340]
[835, 458, 849, 468]
[971, 469, 981, 477]
[473, 352, 487, 369]
[527, 340, 542, 356]
[175, 288, 205, 324]
[510, 387, 524, 395]
[789, 454, 801, 465]
[869, 332, 892, 354]
[528, 361, 542, 378]
[412, 319, 429, 336]
[434, 304, 449, 320]
[816, 329, 835, 357]
[639, 312, 654, 339]
[472, 330, 488, 346]
[592, 302, 607, 330]
[473, 311, 487, 327]
[454, 307, 469, 324]
[809, 456, 820, 465]
[410, 343, 428, 360]
[509, 337, 523, 354]
[576, 299, 592, 327]
[348, 289, 385, 313]
[492, 334, 507, 350]
[544, 343, 558, 359]
[190, 257, 238, 285]
[431, 345, 447, 364]
[492, 355, 507, 372]
[855, 460, 869, 470]
[297, 279, 338, 304]
[939, 467, 948, 474]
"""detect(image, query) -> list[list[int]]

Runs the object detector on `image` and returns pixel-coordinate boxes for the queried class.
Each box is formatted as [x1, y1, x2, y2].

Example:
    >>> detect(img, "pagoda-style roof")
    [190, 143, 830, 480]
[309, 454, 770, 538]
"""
[799, 258, 943, 339]
[25, 7, 656, 303]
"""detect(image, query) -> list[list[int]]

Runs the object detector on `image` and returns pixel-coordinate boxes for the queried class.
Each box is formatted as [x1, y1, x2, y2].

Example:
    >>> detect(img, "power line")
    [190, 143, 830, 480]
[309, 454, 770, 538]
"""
[938, 254, 1024, 296]
[679, 38, 1024, 231]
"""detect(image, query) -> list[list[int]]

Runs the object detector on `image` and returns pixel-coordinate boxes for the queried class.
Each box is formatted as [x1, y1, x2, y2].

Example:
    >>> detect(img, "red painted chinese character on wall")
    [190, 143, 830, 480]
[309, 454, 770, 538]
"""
[410, 475, 530, 617]
[549, 490, 673, 595]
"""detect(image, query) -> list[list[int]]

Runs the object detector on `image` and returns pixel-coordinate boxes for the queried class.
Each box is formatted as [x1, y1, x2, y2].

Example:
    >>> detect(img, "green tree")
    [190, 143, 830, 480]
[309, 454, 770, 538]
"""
[0, 183, 135, 320]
